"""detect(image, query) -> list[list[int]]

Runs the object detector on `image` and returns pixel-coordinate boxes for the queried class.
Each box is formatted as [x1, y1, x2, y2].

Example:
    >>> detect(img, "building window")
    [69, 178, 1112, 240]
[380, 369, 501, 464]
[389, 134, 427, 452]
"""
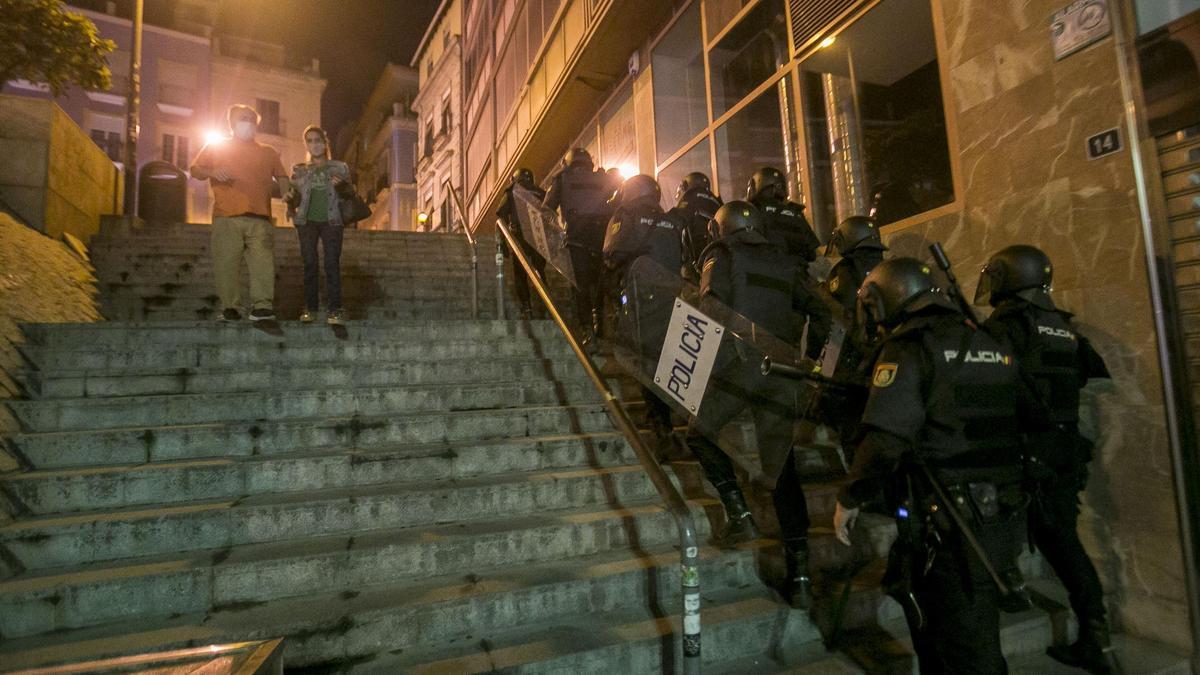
[652, 2, 708, 164]
[713, 79, 797, 203]
[799, 0, 953, 231]
[256, 98, 281, 135]
[424, 120, 434, 157]
[705, 0, 754, 42]
[440, 197, 453, 232]
[441, 99, 453, 136]
[656, 138, 712, 209]
[162, 133, 190, 169]
[91, 129, 122, 162]
[708, 0, 790, 119]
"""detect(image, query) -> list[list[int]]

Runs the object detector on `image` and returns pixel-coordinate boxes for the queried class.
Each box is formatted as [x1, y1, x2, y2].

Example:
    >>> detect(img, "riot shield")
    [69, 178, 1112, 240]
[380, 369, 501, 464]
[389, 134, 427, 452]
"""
[610, 257, 822, 487]
[511, 186, 579, 288]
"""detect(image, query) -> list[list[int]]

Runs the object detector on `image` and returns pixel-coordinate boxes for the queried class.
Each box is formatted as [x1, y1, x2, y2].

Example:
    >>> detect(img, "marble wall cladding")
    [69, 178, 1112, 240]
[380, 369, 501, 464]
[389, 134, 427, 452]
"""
[878, 0, 1193, 650]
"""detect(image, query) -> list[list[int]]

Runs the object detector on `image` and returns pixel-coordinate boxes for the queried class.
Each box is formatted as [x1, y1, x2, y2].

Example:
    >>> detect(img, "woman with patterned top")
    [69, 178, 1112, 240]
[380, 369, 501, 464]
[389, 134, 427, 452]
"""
[286, 125, 353, 325]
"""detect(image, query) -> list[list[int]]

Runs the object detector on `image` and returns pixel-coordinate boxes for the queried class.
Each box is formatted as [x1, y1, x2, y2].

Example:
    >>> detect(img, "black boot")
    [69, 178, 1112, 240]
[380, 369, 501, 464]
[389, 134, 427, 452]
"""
[783, 538, 814, 610]
[714, 488, 759, 548]
[1047, 618, 1121, 674]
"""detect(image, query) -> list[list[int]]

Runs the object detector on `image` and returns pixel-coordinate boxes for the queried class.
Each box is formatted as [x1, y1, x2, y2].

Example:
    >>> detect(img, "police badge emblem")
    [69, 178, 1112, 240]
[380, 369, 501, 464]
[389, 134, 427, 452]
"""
[872, 362, 898, 387]
[829, 277, 840, 293]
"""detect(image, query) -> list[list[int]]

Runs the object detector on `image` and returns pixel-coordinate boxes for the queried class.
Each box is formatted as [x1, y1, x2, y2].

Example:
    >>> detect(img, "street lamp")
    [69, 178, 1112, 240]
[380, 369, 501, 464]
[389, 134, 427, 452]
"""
[417, 212, 429, 230]
[123, 0, 144, 216]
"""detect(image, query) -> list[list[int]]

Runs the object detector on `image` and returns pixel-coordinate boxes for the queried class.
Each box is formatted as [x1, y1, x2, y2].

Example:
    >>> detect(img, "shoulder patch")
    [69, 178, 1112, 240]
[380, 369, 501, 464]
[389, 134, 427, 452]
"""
[609, 221, 621, 235]
[829, 277, 840, 293]
[702, 257, 716, 272]
[872, 363, 898, 388]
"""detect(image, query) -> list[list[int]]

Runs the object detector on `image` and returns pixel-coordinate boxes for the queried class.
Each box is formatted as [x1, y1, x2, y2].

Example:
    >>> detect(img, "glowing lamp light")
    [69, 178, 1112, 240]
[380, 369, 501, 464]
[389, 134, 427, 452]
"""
[417, 212, 430, 224]
[203, 129, 227, 145]
[617, 163, 638, 179]
[818, 35, 836, 49]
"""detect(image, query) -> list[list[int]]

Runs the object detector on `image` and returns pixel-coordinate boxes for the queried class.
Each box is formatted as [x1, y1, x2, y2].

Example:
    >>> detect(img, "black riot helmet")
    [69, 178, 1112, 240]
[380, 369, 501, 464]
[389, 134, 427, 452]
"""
[511, 168, 535, 189]
[708, 200, 767, 243]
[565, 147, 593, 169]
[676, 171, 712, 200]
[974, 244, 1054, 308]
[746, 166, 788, 202]
[826, 215, 887, 257]
[611, 174, 661, 207]
[858, 257, 957, 329]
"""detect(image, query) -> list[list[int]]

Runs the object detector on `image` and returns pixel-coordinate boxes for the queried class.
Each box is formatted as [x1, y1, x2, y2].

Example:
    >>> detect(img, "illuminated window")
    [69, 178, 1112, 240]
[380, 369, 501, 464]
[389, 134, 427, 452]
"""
[799, 0, 953, 232]
[651, 2, 707, 164]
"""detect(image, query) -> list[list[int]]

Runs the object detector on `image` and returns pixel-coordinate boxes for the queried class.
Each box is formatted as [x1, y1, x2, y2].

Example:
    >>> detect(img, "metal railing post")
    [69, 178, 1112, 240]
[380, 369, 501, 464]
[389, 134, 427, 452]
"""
[495, 235, 506, 320]
[495, 220, 703, 673]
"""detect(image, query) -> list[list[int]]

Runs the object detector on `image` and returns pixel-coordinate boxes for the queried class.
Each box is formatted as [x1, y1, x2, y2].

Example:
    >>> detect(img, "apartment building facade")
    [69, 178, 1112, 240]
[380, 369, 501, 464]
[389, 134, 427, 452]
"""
[412, 0, 465, 233]
[342, 65, 420, 231]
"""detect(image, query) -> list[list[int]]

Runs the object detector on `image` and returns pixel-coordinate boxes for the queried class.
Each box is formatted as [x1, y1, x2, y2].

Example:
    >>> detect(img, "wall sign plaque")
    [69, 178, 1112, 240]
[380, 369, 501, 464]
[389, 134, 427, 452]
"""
[1086, 128, 1122, 160]
[1052, 0, 1112, 60]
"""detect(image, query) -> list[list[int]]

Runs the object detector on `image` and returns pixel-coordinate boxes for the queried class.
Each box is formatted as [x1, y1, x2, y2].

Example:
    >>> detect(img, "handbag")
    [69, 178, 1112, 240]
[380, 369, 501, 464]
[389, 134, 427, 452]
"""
[338, 189, 371, 225]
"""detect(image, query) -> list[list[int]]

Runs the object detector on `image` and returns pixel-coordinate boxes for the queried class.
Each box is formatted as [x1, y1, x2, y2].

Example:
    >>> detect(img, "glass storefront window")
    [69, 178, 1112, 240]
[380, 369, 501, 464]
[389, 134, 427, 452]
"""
[656, 138, 712, 209]
[708, 0, 789, 119]
[652, 3, 708, 164]
[705, 0, 754, 43]
[713, 80, 796, 202]
[600, 83, 638, 172]
[800, 0, 953, 233]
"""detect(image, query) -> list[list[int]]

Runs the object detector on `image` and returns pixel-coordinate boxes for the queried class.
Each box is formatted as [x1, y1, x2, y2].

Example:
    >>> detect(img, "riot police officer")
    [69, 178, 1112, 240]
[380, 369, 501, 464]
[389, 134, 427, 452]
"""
[496, 168, 546, 319]
[603, 174, 684, 452]
[746, 166, 821, 263]
[686, 201, 816, 609]
[745, 167, 831, 361]
[815, 216, 888, 447]
[543, 148, 613, 341]
[977, 245, 1117, 674]
[669, 171, 723, 281]
[833, 258, 1031, 674]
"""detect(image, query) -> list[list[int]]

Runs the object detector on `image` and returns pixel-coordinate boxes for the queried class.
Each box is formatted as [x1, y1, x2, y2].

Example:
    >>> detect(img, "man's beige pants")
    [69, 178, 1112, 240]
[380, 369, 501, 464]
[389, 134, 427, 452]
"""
[211, 216, 275, 311]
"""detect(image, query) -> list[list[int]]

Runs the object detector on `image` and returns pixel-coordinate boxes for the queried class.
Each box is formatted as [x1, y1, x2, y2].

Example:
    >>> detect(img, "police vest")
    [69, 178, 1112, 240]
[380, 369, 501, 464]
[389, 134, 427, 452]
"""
[871, 315, 1023, 470]
[993, 303, 1082, 425]
[559, 168, 613, 221]
[716, 240, 802, 343]
[604, 206, 682, 276]
[757, 200, 820, 262]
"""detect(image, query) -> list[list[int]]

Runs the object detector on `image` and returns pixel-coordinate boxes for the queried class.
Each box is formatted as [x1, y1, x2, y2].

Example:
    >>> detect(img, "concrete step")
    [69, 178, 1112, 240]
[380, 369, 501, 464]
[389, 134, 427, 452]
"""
[99, 305, 495, 322]
[20, 320, 563, 348]
[10, 404, 618, 469]
[20, 334, 570, 371]
[1006, 633, 1192, 674]
[2, 462, 700, 571]
[8, 379, 602, 432]
[2, 432, 638, 514]
[25, 357, 586, 398]
[0, 498, 744, 639]
[0, 543, 765, 671]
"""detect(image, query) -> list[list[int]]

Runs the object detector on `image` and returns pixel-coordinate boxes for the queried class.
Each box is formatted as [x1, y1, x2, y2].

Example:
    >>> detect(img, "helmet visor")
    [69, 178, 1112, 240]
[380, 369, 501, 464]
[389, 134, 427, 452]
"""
[973, 265, 997, 306]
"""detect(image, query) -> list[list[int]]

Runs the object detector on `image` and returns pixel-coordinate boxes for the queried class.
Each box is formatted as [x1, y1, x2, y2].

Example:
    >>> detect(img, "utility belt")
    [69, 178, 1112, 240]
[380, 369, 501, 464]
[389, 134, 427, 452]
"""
[1024, 424, 1092, 481]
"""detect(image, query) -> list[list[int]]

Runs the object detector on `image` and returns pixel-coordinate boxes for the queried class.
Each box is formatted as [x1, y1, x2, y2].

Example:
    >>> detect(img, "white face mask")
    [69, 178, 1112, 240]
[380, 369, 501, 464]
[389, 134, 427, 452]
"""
[234, 120, 255, 140]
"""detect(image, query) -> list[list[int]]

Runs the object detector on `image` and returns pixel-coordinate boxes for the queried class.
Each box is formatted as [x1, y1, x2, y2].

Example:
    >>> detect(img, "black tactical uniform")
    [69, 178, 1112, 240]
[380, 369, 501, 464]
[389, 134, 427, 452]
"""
[496, 168, 547, 319]
[543, 148, 613, 340]
[745, 167, 831, 360]
[685, 201, 815, 609]
[839, 258, 1031, 675]
[816, 216, 887, 447]
[603, 174, 683, 449]
[669, 172, 723, 282]
[977, 245, 1117, 675]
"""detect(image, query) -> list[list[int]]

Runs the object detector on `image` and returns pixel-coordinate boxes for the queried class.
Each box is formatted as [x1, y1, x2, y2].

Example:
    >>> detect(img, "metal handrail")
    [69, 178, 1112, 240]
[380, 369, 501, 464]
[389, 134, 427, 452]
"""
[445, 182, 480, 319]
[493, 219, 703, 674]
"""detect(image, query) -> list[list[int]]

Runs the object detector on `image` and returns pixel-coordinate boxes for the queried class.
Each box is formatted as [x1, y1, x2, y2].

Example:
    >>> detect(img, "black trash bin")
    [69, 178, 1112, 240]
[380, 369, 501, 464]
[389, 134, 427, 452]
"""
[138, 161, 188, 223]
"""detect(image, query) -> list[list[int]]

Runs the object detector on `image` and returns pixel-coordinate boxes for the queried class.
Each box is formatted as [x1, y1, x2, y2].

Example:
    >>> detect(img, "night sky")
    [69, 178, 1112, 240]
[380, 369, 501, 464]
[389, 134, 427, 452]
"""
[216, 0, 442, 151]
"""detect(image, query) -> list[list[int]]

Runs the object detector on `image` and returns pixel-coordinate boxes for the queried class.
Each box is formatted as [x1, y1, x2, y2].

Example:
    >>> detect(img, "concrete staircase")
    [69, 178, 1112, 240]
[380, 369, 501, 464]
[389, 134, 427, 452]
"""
[0, 224, 1135, 673]
[88, 223, 524, 321]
